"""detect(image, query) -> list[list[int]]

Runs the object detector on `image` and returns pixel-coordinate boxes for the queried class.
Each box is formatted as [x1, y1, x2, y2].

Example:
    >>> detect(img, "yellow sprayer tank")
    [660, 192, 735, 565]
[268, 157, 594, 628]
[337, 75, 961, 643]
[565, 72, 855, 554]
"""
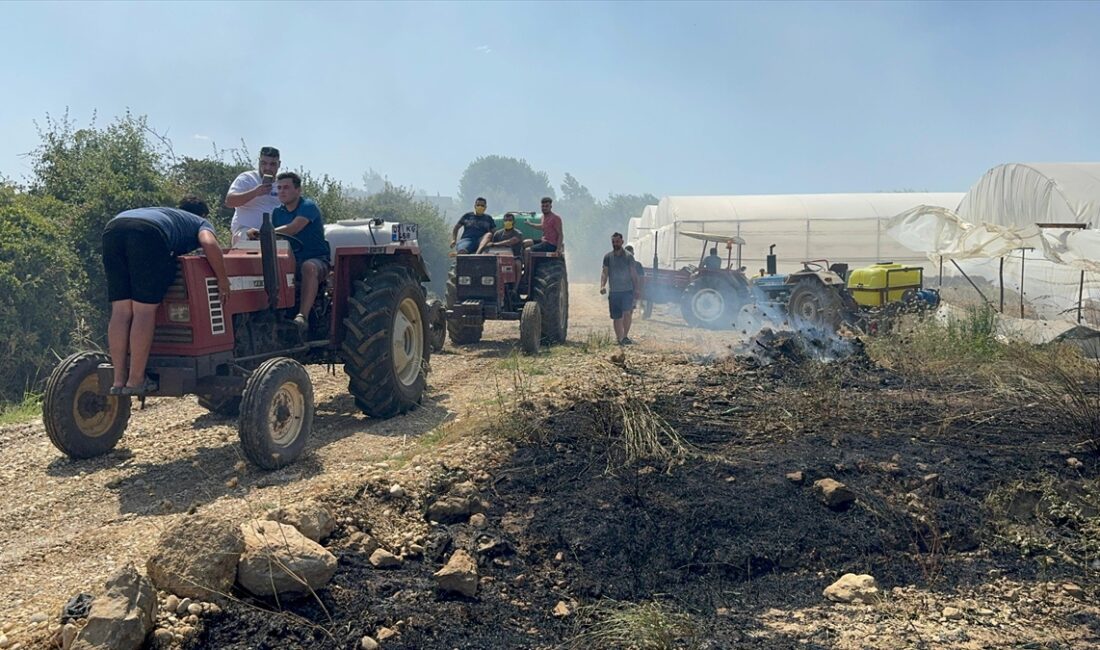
[846, 263, 924, 307]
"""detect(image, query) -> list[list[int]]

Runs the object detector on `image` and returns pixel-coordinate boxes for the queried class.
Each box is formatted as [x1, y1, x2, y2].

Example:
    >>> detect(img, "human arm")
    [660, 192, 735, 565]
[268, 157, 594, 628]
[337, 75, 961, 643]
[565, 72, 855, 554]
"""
[600, 254, 609, 294]
[451, 220, 463, 247]
[198, 230, 231, 304]
[225, 173, 272, 209]
[528, 219, 544, 230]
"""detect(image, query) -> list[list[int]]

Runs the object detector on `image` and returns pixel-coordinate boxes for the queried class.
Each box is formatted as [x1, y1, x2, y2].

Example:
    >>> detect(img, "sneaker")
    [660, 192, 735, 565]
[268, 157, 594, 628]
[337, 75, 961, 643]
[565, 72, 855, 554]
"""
[293, 313, 308, 331]
[621, 337, 635, 345]
[121, 377, 158, 396]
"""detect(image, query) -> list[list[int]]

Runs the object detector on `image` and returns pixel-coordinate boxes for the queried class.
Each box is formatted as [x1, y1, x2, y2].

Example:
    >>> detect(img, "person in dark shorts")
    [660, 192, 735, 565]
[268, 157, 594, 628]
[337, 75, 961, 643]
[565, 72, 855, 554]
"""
[102, 196, 230, 395]
[600, 232, 641, 345]
[450, 197, 496, 254]
[528, 196, 562, 252]
[247, 171, 330, 331]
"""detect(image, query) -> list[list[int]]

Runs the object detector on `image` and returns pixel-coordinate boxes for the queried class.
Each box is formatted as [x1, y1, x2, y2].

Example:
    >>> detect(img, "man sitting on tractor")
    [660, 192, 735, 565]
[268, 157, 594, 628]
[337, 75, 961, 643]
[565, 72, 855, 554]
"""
[477, 212, 524, 257]
[102, 196, 231, 395]
[451, 197, 496, 254]
[247, 171, 330, 331]
[702, 247, 722, 270]
[528, 196, 562, 252]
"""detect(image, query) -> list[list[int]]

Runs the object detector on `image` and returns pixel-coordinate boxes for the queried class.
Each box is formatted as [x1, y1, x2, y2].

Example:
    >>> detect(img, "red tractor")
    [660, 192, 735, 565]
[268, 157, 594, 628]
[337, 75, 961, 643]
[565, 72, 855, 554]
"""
[42, 217, 437, 469]
[444, 246, 568, 355]
[640, 231, 752, 329]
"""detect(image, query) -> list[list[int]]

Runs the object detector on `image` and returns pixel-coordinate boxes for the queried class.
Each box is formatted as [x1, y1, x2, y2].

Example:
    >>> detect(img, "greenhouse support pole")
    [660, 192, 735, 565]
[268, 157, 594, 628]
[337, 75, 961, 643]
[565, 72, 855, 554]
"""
[939, 256, 943, 287]
[999, 257, 1005, 313]
[1079, 270, 1085, 324]
[1019, 248, 1027, 319]
[950, 259, 992, 306]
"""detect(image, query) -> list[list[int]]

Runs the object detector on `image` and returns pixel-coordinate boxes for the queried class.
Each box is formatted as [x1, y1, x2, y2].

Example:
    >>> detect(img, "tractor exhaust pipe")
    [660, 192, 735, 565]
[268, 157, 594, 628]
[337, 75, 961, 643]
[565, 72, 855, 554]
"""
[767, 244, 777, 276]
[259, 212, 279, 311]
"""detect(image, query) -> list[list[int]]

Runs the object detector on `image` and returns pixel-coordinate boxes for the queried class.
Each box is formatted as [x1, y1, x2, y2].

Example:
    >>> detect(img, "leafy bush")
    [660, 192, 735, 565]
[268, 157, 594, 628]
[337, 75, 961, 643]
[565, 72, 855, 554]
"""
[0, 186, 86, 403]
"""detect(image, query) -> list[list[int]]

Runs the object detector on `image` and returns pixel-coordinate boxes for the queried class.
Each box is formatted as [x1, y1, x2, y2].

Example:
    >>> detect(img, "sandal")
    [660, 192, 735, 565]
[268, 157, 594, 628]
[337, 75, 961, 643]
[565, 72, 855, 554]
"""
[121, 377, 159, 396]
[108, 386, 124, 396]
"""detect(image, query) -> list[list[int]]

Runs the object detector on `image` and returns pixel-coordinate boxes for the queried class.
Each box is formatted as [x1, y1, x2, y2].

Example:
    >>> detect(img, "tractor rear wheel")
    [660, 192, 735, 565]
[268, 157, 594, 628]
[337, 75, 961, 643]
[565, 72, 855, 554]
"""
[43, 351, 130, 459]
[531, 259, 568, 344]
[343, 265, 430, 418]
[680, 275, 742, 329]
[238, 357, 313, 469]
[445, 268, 483, 344]
[788, 281, 846, 332]
[519, 301, 542, 355]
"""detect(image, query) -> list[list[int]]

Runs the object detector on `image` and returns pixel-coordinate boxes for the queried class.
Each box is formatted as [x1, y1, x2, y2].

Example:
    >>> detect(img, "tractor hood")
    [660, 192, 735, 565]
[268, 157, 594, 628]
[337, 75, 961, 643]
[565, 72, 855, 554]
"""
[325, 219, 419, 252]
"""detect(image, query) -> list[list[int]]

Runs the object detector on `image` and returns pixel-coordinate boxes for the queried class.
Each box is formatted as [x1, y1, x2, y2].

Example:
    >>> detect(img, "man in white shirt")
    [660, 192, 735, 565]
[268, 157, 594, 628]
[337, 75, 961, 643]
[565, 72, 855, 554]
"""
[225, 146, 283, 244]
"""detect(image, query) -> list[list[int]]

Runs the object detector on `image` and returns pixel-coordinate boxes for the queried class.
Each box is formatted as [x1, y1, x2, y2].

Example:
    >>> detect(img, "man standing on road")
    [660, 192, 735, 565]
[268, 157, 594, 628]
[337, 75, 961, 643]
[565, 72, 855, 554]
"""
[529, 197, 562, 252]
[247, 172, 330, 331]
[600, 232, 641, 345]
[451, 197, 496, 254]
[102, 196, 230, 395]
[225, 146, 283, 244]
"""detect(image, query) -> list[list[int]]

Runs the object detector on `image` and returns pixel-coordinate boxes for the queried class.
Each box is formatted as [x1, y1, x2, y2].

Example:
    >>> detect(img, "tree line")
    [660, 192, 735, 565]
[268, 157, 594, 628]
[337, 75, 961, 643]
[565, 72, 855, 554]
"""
[0, 113, 653, 406]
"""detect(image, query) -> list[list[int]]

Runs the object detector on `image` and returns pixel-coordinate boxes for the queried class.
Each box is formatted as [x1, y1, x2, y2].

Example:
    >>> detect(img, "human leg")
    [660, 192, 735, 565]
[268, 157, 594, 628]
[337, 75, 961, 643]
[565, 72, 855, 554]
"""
[455, 237, 478, 254]
[299, 259, 324, 318]
[125, 301, 159, 389]
[107, 300, 133, 388]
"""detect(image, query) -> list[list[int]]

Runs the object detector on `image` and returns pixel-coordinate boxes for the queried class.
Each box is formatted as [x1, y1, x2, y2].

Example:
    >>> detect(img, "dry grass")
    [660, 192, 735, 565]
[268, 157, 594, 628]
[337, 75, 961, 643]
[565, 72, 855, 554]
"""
[0, 392, 41, 425]
[569, 599, 698, 650]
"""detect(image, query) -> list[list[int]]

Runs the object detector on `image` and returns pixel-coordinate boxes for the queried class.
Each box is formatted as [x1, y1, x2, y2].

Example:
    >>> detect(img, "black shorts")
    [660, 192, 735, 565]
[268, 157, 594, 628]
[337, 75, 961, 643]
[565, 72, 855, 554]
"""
[102, 220, 178, 304]
[609, 290, 634, 319]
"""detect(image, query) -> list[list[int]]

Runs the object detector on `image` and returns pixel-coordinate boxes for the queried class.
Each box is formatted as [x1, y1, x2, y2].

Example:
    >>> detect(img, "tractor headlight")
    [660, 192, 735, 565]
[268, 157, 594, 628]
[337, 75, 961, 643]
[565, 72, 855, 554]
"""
[481, 276, 495, 286]
[167, 303, 191, 323]
[458, 276, 472, 285]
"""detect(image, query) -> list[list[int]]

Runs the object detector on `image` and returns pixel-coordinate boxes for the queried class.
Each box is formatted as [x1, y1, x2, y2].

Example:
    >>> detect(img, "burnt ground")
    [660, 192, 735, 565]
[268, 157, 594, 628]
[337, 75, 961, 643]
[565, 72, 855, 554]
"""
[193, 338, 1100, 649]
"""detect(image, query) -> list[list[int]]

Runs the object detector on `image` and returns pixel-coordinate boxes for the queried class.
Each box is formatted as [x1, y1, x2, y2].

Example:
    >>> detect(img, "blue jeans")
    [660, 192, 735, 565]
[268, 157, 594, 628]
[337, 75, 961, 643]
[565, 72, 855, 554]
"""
[456, 237, 480, 254]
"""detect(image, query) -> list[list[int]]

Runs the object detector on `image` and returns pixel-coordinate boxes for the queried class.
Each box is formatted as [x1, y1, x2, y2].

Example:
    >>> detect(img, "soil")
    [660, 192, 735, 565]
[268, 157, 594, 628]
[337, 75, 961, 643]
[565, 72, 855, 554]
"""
[2, 286, 1099, 649]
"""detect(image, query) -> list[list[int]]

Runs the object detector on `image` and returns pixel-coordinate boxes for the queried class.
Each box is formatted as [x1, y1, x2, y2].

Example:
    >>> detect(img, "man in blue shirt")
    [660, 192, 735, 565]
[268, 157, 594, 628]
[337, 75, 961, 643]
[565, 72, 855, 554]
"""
[248, 171, 330, 331]
[450, 197, 496, 254]
[102, 196, 230, 395]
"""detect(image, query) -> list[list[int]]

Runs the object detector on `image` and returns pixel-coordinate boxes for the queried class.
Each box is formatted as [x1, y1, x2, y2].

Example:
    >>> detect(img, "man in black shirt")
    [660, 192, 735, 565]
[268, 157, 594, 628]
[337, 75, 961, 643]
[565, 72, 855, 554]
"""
[478, 213, 524, 257]
[451, 197, 496, 254]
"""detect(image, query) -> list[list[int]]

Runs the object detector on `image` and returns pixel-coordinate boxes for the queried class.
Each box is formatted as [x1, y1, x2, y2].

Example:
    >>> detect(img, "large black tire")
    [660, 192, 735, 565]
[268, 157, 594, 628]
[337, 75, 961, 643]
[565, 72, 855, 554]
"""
[427, 298, 447, 352]
[531, 259, 568, 344]
[787, 281, 847, 332]
[519, 301, 542, 356]
[43, 351, 130, 459]
[679, 275, 745, 330]
[238, 357, 313, 470]
[343, 265, 430, 418]
[197, 395, 241, 417]
[445, 268, 483, 345]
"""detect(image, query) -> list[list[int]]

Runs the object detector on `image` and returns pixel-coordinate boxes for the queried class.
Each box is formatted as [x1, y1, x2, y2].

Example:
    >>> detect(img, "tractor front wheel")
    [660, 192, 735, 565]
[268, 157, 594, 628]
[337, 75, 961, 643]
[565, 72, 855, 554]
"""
[519, 301, 542, 355]
[43, 351, 130, 459]
[680, 276, 742, 329]
[238, 357, 313, 469]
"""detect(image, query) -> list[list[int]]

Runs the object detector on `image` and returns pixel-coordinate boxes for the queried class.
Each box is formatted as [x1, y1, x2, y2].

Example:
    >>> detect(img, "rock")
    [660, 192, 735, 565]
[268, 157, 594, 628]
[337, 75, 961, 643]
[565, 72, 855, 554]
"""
[434, 549, 478, 597]
[823, 573, 880, 604]
[389, 484, 406, 498]
[348, 532, 381, 555]
[186, 603, 203, 616]
[146, 514, 244, 601]
[943, 606, 962, 620]
[476, 536, 514, 558]
[376, 626, 397, 641]
[426, 496, 472, 524]
[369, 548, 403, 569]
[813, 478, 856, 509]
[153, 628, 173, 648]
[163, 595, 179, 616]
[553, 601, 571, 617]
[786, 471, 804, 484]
[72, 563, 156, 650]
[1067, 457, 1083, 469]
[29, 613, 48, 624]
[406, 544, 425, 558]
[360, 637, 379, 650]
[0, 635, 8, 649]
[1063, 583, 1085, 600]
[236, 520, 338, 597]
[176, 598, 191, 615]
[265, 500, 336, 543]
[469, 513, 487, 528]
[60, 624, 78, 650]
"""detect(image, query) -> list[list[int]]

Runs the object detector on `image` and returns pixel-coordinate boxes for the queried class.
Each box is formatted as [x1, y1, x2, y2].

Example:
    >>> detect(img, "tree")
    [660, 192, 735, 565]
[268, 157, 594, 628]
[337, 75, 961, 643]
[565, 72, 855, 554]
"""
[359, 184, 451, 295]
[0, 186, 86, 402]
[457, 155, 554, 218]
[170, 156, 250, 236]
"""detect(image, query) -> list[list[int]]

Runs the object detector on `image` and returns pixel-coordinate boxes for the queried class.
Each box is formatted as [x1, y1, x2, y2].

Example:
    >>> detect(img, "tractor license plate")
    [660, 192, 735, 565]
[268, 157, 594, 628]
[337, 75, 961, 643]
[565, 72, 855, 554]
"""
[392, 223, 417, 242]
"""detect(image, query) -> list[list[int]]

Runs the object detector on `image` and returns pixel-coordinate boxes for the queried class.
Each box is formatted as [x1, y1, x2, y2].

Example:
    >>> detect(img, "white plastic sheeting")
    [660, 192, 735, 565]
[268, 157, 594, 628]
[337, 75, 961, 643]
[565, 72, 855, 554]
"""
[628, 193, 963, 273]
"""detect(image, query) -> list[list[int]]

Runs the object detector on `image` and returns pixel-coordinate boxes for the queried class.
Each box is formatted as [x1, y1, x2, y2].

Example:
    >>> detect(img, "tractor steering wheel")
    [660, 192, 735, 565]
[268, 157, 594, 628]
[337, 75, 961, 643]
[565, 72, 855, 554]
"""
[802, 261, 826, 273]
[276, 232, 304, 253]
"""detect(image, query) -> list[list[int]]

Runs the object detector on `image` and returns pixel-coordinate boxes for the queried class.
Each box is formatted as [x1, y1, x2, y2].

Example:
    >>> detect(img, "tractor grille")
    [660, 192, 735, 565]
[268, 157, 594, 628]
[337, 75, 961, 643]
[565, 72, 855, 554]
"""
[153, 326, 193, 344]
[455, 257, 498, 300]
[164, 266, 186, 300]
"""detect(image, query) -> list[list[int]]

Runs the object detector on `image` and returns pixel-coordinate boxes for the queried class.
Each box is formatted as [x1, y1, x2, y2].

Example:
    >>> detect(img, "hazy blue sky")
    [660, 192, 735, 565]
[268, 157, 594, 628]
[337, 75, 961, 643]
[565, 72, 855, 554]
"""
[4, 1, 1099, 200]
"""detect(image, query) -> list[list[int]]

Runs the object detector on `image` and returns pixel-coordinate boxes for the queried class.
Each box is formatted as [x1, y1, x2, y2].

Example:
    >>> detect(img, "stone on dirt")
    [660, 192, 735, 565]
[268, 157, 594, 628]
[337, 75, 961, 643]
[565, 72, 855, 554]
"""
[376, 626, 397, 641]
[60, 623, 77, 650]
[1062, 583, 1085, 600]
[163, 595, 179, 616]
[469, 513, 488, 528]
[72, 563, 156, 650]
[814, 478, 856, 509]
[786, 471, 804, 484]
[943, 606, 963, 620]
[265, 500, 336, 543]
[389, 484, 406, 498]
[360, 636, 379, 650]
[823, 573, 880, 604]
[553, 601, 572, 617]
[369, 548, 403, 569]
[426, 496, 473, 524]
[434, 549, 479, 597]
[236, 520, 338, 597]
[146, 514, 244, 601]
[152, 628, 173, 647]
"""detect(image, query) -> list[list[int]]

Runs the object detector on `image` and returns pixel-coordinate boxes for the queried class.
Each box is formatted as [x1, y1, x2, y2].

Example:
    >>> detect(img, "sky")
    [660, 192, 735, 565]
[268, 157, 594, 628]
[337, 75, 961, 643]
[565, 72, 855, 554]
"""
[4, 1, 1099, 200]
